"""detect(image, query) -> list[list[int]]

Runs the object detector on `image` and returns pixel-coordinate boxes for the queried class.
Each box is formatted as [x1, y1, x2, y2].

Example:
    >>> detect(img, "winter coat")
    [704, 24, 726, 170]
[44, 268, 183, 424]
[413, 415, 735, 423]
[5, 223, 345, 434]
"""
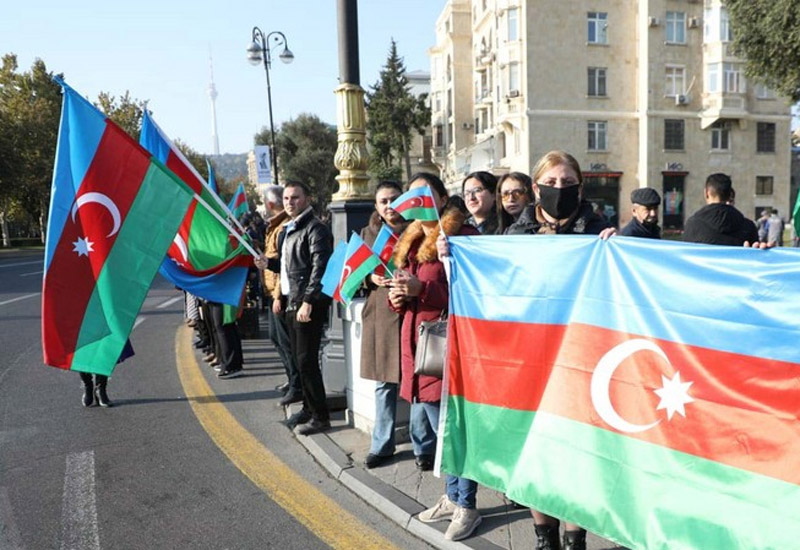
[620, 217, 661, 239]
[390, 208, 478, 403]
[683, 203, 758, 246]
[506, 201, 610, 236]
[263, 210, 290, 299]
[359, 212, 405, 384]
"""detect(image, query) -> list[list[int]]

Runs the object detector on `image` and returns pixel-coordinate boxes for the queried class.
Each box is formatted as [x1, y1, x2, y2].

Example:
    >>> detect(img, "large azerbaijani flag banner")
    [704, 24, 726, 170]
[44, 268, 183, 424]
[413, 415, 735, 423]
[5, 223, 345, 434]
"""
[140, 111, 250, 305]
[42, 81, 194, 376]
[441, 235, 800, 550]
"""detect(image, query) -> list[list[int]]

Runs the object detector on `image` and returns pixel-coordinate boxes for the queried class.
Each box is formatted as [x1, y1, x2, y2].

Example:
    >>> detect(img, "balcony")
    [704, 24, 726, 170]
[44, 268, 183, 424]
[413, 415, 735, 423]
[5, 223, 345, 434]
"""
[701, 92, 747, 129]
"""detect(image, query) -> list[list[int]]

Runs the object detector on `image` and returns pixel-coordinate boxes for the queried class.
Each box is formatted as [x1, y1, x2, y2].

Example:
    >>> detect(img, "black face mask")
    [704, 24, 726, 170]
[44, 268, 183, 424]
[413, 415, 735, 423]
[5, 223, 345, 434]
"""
[538, 185, 581, 220]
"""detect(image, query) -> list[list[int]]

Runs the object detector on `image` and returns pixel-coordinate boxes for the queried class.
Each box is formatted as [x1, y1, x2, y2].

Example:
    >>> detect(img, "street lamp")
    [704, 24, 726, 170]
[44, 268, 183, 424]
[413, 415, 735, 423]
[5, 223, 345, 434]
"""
[247, 27, 294, 184]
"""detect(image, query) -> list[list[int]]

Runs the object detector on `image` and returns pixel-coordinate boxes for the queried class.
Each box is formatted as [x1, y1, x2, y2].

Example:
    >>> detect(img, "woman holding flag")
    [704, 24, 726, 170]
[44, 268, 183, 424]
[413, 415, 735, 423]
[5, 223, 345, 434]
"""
[388, 173, 482, 542]
[359, 181, 407, 469]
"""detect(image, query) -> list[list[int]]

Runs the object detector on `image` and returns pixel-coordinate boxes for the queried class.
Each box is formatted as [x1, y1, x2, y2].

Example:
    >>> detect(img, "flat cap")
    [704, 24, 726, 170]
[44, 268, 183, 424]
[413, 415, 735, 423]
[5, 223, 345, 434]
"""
[631, 187, 661, 207]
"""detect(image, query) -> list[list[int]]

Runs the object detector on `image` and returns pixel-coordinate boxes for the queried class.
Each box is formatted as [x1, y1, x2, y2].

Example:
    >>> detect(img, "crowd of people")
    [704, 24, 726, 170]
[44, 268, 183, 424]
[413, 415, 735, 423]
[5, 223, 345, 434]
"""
[82, 148, 779, 548]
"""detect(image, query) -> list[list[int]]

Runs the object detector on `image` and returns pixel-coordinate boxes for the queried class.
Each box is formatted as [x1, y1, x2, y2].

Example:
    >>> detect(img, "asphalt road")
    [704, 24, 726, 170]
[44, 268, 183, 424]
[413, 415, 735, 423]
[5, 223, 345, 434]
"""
[0, 250, 432, 550]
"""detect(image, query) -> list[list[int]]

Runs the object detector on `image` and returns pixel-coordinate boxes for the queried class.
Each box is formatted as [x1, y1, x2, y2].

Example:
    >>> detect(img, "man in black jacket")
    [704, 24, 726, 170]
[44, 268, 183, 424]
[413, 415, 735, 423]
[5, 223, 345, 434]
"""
[268, 181, 333, 435]
[620, 187, 661, 239]
[683, 173, 758, 246]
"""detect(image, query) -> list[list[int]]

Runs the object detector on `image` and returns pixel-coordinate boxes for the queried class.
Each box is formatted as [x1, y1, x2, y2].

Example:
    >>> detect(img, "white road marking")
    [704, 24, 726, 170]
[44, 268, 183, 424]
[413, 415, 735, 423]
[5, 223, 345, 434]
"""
[133, 315, 146, 330]
[0, 293, 40, 307]
[0, 486, 24, 550]
[60, 451, 100, 550]
[0, 260, 41, 269]
[19, 270, 43, 277]
[156, 295, 182, 309]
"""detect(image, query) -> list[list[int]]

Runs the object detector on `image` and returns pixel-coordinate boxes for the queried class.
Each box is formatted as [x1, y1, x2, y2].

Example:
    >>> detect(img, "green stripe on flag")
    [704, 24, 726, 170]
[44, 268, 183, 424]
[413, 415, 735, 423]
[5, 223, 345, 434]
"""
[441, 396, 800, 550]
[72, 163, 194, 375]
[340, 259, 380, 302]
[187, 188, 240, 268]
[402, 207, 438, 221]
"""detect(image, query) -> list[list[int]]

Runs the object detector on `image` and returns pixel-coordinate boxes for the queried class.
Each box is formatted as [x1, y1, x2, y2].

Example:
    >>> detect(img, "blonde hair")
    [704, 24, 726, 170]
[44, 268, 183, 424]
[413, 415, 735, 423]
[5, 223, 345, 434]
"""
[531, 151, 583, 185]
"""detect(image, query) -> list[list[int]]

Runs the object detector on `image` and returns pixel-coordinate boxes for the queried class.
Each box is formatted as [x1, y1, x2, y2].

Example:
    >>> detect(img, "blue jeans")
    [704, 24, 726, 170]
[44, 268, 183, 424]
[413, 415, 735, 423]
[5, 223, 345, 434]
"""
[446, 475, 477, 509]
[370, 382, 398, 457]
[409, 400, 439, 457]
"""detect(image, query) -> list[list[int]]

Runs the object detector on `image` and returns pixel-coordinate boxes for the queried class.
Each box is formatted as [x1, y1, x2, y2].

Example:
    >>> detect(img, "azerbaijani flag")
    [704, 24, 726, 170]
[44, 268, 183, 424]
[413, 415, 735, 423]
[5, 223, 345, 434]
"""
[42, 81, 194, 376]
[228, 182, 249, 220]
[370, 224, 398, 277]
[389, 186, 438, 222]
[140, 111, 250, 305]
[321, 240, 348, 298]
[442, 235, 800, 550]
[333, 234, 381, 305]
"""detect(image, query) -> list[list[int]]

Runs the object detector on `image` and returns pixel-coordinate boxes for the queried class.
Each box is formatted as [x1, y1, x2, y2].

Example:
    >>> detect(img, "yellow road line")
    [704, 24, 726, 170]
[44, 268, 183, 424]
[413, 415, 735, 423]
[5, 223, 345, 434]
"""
[175, 326, 400, 550]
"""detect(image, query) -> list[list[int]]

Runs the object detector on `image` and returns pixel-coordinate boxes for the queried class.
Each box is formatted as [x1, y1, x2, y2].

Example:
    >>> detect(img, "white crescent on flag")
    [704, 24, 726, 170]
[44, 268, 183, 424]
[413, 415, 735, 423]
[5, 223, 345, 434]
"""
[71, 192, 122, 237]
[590, 339, 663, 434]
[172, 234, 190, 263]
[408, 197, 423, 208]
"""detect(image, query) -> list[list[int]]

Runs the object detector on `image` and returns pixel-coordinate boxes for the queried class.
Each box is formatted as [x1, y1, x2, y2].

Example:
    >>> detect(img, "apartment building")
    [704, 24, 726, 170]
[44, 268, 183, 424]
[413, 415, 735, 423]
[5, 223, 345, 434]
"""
[429, 0, 792, 228]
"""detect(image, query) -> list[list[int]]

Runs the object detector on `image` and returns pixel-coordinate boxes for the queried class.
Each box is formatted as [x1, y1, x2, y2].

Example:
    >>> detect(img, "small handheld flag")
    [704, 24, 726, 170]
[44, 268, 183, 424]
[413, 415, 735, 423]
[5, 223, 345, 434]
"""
[333, 234, 381, 305]
[228, 183, 248, 220]
[321, 241, 348, 298]
[389, 186, 439, 222]
[371, 224, 399, 277]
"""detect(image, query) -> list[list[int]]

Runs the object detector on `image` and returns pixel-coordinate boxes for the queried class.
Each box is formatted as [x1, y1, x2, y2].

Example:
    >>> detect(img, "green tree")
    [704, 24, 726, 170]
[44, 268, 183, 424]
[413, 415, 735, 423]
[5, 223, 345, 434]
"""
[256, 114, 338, 211]
[366, 39, 431, 181]
[727, 0, 800, 101]
[0, 54, 62, 246]
[96, 91, 145, 140]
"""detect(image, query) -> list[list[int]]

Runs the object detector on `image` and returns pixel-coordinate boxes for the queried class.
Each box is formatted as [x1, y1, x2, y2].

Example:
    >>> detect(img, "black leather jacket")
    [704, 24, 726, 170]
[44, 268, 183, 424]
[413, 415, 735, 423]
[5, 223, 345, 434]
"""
[267, 208, 332, 308]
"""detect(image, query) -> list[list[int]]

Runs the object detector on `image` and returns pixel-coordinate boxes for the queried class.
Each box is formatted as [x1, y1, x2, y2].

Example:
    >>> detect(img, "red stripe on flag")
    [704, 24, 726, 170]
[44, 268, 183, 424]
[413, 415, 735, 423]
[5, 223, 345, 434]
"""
[448, 316, 800, 485]
[233, 193, 246, 209]
[42, 123, 151, 368]
[165, 150, 204, 194]
[394, 195, 435, 213]
[334, 244, 375, 298]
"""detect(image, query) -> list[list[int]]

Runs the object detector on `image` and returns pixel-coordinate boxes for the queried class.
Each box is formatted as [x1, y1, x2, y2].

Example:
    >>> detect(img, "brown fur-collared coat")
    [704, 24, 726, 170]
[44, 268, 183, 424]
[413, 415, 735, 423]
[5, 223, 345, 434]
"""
[390, 208, 478, 403]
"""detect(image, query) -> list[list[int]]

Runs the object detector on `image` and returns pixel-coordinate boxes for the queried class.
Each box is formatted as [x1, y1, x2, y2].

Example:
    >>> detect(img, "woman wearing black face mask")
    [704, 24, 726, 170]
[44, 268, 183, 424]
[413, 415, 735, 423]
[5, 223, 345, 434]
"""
[507, 151, 611, 238]
[504, 151, 614, 550]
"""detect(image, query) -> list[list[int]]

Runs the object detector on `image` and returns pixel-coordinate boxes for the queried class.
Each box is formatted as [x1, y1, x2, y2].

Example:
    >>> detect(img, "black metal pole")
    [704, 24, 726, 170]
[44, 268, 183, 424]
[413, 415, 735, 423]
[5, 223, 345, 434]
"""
[262, 45, 279, 184]
[337, 0, 360, 85]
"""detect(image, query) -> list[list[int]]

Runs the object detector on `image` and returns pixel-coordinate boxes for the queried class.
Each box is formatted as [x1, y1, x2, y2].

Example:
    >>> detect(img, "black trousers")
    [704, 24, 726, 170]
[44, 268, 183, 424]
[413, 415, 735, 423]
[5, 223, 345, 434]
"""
[286, 302, 329, 422]
[208, 302, 243, 372]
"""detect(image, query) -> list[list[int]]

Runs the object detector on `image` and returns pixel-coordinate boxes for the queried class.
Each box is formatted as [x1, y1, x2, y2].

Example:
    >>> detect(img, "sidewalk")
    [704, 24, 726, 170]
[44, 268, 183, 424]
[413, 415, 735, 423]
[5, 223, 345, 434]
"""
[241, 313, 624, 550]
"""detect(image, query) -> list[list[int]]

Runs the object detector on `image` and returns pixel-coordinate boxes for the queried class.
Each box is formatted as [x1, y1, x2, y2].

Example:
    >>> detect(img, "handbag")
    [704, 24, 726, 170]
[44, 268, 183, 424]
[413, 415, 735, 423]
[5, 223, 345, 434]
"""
[414, 313, 448, 379]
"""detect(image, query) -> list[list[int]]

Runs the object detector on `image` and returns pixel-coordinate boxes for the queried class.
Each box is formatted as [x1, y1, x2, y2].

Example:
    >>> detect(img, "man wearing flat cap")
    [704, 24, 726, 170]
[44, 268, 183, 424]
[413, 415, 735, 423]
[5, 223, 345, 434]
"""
[620, 187, 661, 239]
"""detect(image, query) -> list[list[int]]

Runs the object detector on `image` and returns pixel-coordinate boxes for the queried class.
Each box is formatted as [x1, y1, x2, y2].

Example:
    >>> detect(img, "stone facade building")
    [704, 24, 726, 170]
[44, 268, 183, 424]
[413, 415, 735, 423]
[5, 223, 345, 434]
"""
[429, 0, 792, 228]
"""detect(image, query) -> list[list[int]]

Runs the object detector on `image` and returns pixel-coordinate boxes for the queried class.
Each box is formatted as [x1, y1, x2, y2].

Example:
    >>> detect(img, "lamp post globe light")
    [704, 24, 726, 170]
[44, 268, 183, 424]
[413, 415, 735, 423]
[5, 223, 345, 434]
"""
[247, 27, 293, 185]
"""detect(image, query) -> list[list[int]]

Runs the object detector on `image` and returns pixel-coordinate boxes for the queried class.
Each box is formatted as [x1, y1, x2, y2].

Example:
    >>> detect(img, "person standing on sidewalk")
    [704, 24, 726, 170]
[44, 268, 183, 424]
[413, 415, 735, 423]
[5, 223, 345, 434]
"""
[262, 185, 302, 405]
[268, 181, 333, 435]
[359, 181, 407, 468]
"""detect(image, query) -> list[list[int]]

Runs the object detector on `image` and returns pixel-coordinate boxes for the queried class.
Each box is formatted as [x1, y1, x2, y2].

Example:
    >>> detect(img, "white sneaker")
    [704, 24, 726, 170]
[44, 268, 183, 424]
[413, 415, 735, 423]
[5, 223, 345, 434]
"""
[444, 505, 482, 541]
[418, 494, 457, 523]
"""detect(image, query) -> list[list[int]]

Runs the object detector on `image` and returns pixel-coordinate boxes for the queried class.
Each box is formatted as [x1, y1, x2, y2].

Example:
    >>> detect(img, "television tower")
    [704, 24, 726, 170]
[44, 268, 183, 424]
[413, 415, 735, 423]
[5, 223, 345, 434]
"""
[208, 53, 220, 155]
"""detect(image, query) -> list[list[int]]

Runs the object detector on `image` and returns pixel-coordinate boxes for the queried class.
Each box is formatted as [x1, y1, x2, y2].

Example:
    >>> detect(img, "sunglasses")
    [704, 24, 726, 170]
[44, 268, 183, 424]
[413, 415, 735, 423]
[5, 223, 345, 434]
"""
[501, 189, 526, 201]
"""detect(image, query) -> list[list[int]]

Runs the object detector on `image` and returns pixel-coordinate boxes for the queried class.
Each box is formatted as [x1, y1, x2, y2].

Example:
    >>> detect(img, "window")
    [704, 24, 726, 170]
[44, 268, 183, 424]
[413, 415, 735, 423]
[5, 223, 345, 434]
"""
[711, 121, 730, 150]
[724, 63, 743, 93]
[588, 121, 608, 151]
[757, 122, 776, 153]
[664, 119, 685, 150]
[707, 63, 719, 93]
[755, 84, 775, 99]
[665, 66, 685, 97]
[666, 11, 686, 44]
[756, 176, 774, 195]
[720, 8, 732, 42]
[588, 12, 608, 44]
[434, 124, 443, 147]
[588, 67, 607, 97]
[508, 62, 520, 94]
[507, 8, 519, 41]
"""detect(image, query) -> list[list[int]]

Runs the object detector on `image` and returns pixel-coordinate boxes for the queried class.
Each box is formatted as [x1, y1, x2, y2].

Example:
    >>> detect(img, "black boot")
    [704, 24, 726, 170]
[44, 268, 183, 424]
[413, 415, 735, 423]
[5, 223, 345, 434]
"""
[562, 529, 586, 550]
[535, 523, 561, 550]
[95, 375, 112, 408]
[79, 372, 94, 407]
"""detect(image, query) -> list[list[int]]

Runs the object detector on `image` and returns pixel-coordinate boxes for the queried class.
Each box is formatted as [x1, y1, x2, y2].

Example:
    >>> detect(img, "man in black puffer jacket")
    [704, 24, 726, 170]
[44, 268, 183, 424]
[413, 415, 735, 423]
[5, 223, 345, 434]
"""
[683, 173, 758, 246]
[267, 181, 333, 435]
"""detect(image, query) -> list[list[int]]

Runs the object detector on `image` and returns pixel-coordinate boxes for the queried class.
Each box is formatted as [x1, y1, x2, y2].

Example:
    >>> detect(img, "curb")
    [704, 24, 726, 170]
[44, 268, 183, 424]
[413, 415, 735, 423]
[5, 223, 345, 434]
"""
[286, 405, 504, 550]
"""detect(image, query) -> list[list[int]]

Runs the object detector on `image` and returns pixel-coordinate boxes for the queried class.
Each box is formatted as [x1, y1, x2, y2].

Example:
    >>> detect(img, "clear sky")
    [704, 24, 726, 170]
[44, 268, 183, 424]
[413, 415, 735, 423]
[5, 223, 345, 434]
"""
[4, 1, 446, 155]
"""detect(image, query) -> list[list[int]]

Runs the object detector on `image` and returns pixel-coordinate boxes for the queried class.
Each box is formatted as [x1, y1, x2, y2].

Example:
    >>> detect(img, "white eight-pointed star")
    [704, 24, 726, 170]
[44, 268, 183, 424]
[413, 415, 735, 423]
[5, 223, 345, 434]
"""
[72, 236, 95, 257]
[654, 372, 694, 420]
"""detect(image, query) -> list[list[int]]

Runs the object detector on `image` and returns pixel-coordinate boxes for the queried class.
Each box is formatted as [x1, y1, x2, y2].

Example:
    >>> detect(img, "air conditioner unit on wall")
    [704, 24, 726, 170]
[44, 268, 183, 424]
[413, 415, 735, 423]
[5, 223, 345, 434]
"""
[675, 94, 689, 106]
[648, 16, 660, 27]
[506, 89, 520, 98]
[461, 122, 474, 130]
